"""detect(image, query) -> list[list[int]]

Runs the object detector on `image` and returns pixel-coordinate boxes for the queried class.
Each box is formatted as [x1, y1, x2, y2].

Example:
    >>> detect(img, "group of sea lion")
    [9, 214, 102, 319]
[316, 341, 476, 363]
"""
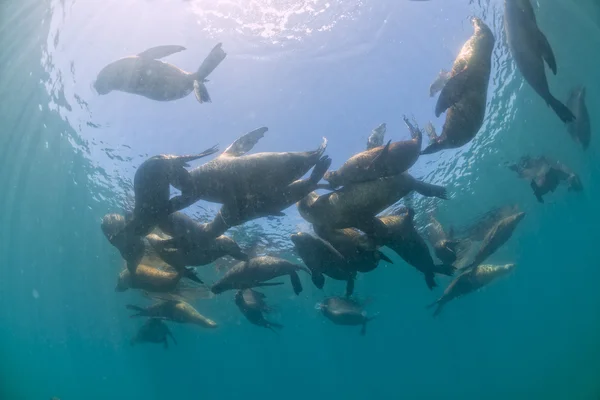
[95, 0, 591, 345]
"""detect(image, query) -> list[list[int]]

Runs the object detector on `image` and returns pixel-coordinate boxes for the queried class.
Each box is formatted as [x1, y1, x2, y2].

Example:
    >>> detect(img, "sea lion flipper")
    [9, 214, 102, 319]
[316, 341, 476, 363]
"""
[137, 45, 186, 60]
[536, 31, 556, 75]
[435, 68, 470, 117]
[194, 80, 211, 103]
[345, 277, 355, 297]
[222, 127, 269, 157]
[195, 43, 227, 81]
[424, 122, 439, 143]
[377, 251, 393, 264]
[310, 156, 332, 184]
[254, 282, 285, 288]
[402, 115, 422, 140]
[367, 140, 391, 172]
[429, 69, 451, 97]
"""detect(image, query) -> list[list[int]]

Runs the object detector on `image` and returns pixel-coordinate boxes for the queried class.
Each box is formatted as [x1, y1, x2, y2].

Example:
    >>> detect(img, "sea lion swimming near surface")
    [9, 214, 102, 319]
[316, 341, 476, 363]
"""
[123, 146, 219, 237]
[126, 299, 217, 328]
[324, 116, 422, 188]
[508, 156, 582, 203]
[366, 123, 387, 150]
[427, 263, 516, 317]
[504, 0, 575, 123]
[101, 213, 146, 275]
[422, 18, 494, 155]
[115, 263, 202, 293]
[312, 225, 393, 273]
[300, 173, 447, 236]
[318, 297, 376, 336]
[170, 127, 328, 210]
[453, 204, 520, 242]
[376, 209, 456, 290]
[94, 43, 226, 103]
[130, 318, 176, 349]
[291, 232, 357, 296]
[211, 256, 311, 295]
[566, 86, 591, 149]
[235, 289, 283, 332]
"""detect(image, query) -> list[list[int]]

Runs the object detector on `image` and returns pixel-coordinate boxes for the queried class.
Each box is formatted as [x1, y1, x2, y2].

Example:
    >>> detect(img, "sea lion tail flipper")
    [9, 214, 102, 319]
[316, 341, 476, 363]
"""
[403, 115, 422, 141]
[429, 68, 451, 97]
[311, 271, 325, 290]
[377, 251, 393, 264]
[289, 271, 303, 295]
[367, 140, 391, 171]
[125, 305, 146, 317]
[433, 263, 456, 277]
[310, 156, 332, 184]
[222, 127, 269, 156]
[426, 298, 444, 317]
[180, 145, 220, 166]
[137, 45, 186, 59]
[360, 323, 367, 336]
[167, 329, 177, 346]
[182, 267, 204, 284]
[194, 80, 211, 103]
[195, 43, 227, 81]
[345, 277, 355, 297]
[434, 67, 470, 117]
[424, 272, 437, 291]
[530, 180, 545, 203]
[413, 180, 448, 200]
[547, 95, 576, 123]
[536, 31, 557, 75]
[255, 282, 286, 288]
[424, 122, 438, 143]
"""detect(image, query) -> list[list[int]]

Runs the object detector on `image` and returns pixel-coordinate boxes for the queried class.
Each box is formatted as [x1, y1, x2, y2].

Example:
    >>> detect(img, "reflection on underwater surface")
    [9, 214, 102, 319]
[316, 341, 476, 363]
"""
[1, 0, 600, 399]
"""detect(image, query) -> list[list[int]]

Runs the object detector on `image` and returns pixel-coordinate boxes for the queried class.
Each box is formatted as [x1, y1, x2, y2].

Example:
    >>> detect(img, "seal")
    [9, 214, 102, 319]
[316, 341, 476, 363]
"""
[130, 318, 177, 349]
[123, 146, 219, 237]
[101, 213, 146, 275]
[422, 18, 495, 154]
[366, 123, 387, 150]
[427, 263, 516, 316]
[426, 213, 460, 267]
[126, 299, 217, 328]
[234, 289, 283, 332]
[211, 256, 311, 295]
[291, 232, 357, 296]
[508, 156, 582, 202]
[94, 43, 227, 103]
[312, 225, 393, 273]
[566, 85, 591, 149]
[504, 0, 575, 123]
[201, 155, 332, 238]
[318, 297, 376, 336]
[169, 127, 328, 210]
[376, 209, 456, 290]
[115, 263, 202, 293]
[299, 173, 447, 236]
[324, 116, 422, 188]
[453, 204, 520, 241]
[462, 211, 525, 271]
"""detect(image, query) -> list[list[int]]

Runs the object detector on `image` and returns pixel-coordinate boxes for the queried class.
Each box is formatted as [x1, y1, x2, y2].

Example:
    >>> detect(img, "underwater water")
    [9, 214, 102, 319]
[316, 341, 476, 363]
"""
[1, 0, 600, 399]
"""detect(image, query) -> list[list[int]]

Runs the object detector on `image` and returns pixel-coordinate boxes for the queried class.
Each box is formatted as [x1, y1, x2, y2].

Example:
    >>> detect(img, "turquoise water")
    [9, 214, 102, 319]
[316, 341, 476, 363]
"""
[1, 0, 600, 399]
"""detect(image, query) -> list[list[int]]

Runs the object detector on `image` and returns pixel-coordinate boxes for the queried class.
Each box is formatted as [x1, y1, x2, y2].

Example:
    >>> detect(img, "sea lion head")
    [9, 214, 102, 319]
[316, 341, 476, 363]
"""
[93, 60, 128, 95]
[101, 213, 127, 243]
[296, 192, 319, 223]
[290, 232, 314, 251]
[218, 236, 249, 261]
[567, 174, 583, 192]
[471, 17, 494, 48]
[323, 170, 340, 188]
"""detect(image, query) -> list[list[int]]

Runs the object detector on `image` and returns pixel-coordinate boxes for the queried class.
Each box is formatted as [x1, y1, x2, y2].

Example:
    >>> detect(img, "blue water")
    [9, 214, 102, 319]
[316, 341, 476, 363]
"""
[1, 0, 600, 399]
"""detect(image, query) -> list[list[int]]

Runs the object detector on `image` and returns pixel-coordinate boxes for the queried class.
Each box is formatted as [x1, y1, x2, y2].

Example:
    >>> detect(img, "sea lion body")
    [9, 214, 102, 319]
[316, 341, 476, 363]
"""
[127, 300, 217, 328]
[566, 86, 591, 149]
[115, 264, 198, 293]
[504, 0, 574, 123]
[319, 297, 374, 336]
[211, 256, 310, 295]
[313, 225, 391, 273]
[377, 212, 455, 290]
[299, 173, 447, 234]
[101, 213, 146, 274]
[235, 289, 283, 332]
[291, 232, 356, 296]
[428, 263, 516, 316]
[130, 318, 176, 349]
[325, 117, 422, 187]
[94, 44, 226, 103]
[422, 18, 494, 154]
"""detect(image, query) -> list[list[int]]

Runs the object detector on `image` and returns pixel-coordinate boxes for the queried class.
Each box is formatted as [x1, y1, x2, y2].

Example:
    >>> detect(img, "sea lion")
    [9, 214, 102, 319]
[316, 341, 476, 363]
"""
[454, 204, 520, 241]
[201, 155, 332, 238]
[115, 263, 202, 293]
[234, 289, 283, 332]
[211, 256, 310, 295]
[422, 18, 494, 154]
[429, 69, 451, 97]
[122, 146, 219, 237]
[508, 156, 582, 202]
[366, 123, 387, 150]
[291, 232, 356, 296]
[376, 209, 456, 290]
[566, 85, 591, 149]
[427, 263, 516, 316]
[426, 213, 459, 266]
[318, 297, 375, 336]
[169, 127, 328, 210]
[324, 116, 422, 188]
[462, 211, 525, 271]
[312, 225, 393, 273]
[101, 213, 146, 275]
[300, 173, 447, 236]
[130, 318, 176, 349]
[504, 0, 575, 123]
[94, 43, 226, 103]
[126, 299, 217, 328]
